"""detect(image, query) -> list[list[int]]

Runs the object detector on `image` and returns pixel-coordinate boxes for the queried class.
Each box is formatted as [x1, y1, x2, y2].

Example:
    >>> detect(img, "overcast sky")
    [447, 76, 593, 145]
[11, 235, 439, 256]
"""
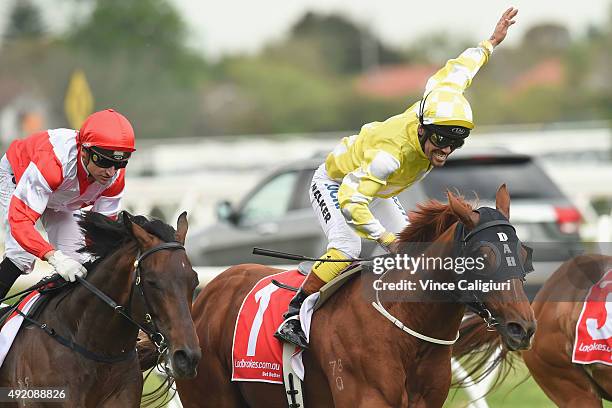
[1, 0, 610, 58]
[173, 0, 612, 57]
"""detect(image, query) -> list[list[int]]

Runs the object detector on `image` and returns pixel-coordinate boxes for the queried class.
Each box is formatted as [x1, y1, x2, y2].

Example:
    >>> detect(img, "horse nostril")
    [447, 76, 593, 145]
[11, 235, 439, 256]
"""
[172, 349, 200, 378]
[506, 322, 526, 340]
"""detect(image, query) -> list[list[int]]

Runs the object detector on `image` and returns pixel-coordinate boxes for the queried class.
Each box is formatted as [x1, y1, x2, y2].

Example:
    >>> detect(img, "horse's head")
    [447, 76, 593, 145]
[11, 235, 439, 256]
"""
[123, 211, 201, 378]
[446, 184, 536, 350]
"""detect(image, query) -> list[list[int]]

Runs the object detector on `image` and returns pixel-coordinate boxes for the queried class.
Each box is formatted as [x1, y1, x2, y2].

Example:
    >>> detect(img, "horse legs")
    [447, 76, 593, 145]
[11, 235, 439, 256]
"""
[321, 368, 411, 408]
[590, 366, 612, 400]
[523, 348, 602, 407]
[96, 369, 142, 408]
[405, 365, 452, 408]
[99, 382, 142, 408]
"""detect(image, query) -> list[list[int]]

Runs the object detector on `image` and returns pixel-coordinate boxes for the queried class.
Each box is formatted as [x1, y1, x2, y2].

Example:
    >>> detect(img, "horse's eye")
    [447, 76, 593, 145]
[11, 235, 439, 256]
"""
[145, 279, 162, 290]
[479, 246, 497, 270]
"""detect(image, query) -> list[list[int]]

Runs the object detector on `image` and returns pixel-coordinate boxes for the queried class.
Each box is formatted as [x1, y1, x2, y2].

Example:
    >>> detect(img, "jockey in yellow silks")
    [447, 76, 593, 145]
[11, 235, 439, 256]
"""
[275, 8, 519, 348]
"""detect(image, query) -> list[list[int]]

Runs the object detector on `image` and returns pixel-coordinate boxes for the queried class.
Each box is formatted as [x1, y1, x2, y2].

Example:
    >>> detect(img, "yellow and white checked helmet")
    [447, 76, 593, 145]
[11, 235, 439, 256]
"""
[418, 88, 474, 130]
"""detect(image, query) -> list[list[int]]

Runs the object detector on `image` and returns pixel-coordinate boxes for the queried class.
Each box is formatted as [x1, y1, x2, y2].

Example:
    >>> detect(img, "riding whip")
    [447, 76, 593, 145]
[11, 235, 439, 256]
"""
[252, 247, 374, 262]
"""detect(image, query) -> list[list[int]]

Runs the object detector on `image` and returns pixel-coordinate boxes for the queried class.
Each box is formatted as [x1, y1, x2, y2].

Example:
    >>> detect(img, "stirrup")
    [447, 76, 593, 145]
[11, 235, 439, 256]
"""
[274, 316, 309, 349]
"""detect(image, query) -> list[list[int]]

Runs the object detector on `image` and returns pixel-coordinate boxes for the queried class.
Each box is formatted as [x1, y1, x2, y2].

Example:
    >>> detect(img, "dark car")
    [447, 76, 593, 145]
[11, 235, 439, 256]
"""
[186, 147, 583, 295]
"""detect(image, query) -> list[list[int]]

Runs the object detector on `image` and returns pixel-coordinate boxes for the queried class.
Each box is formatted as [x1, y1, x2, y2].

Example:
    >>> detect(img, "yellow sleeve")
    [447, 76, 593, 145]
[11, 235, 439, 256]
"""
[424, 40, 494, 94]
[338, 148, 401, 240]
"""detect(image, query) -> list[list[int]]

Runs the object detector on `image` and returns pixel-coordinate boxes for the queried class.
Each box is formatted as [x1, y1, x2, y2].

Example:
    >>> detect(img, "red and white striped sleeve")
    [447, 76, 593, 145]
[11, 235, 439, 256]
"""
[91, 169, 125, 219]
[8, 143, 64, 259]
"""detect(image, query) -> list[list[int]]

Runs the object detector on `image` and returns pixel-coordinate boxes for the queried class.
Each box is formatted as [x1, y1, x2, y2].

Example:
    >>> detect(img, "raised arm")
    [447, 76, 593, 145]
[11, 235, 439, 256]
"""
[489, 7, 518, 47]
[424, 7, 518, 94]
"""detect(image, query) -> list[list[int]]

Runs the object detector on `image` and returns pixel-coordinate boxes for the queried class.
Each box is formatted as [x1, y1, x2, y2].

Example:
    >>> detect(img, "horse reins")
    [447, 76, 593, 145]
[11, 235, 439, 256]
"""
[254, 247, 463, 345]
[372, 269, 461, 345]
[17, 241, 185, 364]
[374, 215, 534, 342]
[369, 221, 507, 346]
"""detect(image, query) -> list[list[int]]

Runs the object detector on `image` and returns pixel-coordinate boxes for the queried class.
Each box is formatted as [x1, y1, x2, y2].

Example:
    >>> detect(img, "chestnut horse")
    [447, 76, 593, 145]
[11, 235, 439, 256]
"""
[176, 185, 535, 407]
[0, 211, 201, 407]
[455, 254, 612, 407]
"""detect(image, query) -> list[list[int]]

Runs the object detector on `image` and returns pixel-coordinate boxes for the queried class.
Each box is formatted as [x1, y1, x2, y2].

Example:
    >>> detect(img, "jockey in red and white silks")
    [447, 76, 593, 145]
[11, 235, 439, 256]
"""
[0, 109, 135, 297]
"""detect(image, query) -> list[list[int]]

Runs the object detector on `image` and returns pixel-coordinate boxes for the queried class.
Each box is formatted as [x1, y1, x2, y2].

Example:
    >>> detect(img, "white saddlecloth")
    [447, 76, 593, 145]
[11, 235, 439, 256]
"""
[290, 292, 320, 381]
[0, 294, 40, 367]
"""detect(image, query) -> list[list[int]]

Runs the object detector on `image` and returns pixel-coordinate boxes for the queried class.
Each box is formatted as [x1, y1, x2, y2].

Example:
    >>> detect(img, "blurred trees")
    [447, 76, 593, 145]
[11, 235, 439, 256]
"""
[202, 13, 403, 134]
[66, 0, 207, 137]
[289, 12, 404, 74]
[68, 0, 185, 55]
[4, 0, 45, 41]
[0, 2, 610, 138]
[1, 0, 209, 139]
[63, 0, 210, 138]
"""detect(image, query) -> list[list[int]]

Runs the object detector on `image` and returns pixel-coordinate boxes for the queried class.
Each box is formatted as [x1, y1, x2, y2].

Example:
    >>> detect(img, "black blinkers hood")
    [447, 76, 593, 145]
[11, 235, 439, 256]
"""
[454, 207, 533, 282]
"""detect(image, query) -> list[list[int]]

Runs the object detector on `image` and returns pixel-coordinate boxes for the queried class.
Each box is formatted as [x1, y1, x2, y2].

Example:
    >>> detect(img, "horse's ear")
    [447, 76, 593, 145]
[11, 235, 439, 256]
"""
[176, 211, 188, 245]
[447, 191, 478, 229]
[121, 210, 133, 230]
[130, 222, 156, 248]
[495, 184, 510, 220]
[122, 211, 155, 248]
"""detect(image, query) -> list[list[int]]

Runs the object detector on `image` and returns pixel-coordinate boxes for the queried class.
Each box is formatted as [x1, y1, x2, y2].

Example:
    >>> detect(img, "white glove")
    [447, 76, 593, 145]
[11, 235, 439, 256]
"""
[47, 250, 87, 282]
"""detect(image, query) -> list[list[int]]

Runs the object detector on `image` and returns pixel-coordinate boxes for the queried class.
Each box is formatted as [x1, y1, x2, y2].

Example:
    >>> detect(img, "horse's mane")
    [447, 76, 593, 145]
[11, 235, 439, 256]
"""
[397, 197, 474, 244]
[77, 211, 176, 259]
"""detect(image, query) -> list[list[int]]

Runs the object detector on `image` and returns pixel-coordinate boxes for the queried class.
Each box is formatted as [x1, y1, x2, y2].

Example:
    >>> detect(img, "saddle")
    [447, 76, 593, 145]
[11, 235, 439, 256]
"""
[291, 260, 364, 310]
[0, 275, 73, 328]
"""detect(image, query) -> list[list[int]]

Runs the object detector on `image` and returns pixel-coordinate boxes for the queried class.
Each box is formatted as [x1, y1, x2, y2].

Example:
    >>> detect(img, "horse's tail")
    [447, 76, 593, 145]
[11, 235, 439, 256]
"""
[451, 314, 519, 391]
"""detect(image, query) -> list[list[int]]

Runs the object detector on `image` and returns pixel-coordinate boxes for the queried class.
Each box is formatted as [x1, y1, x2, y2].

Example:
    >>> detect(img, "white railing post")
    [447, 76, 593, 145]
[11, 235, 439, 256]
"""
[153, 367, 184, 408]
[597, 214, 611, 242]
[166, 391, 184, 408]
[451, 347, 501, 408]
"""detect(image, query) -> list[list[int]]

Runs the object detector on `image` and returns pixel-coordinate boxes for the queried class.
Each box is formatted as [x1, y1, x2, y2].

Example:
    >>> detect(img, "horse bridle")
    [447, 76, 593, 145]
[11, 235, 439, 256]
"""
[454, 216, 533, 330]
[19, 241, 185, 364]
[455, 220, 514, 329]
[80, 241, 185, 354]
[373, 209, 534, 343]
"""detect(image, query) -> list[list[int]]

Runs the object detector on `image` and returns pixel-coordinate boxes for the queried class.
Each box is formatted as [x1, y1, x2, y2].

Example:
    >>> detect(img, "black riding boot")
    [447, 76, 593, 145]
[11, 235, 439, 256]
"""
[0, 258, 23, 300]
[274, 288, 310, 348]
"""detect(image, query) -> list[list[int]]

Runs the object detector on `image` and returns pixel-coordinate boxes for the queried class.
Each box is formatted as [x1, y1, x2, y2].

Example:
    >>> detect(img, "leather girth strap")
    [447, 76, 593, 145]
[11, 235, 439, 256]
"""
[282, 342, 305, 408]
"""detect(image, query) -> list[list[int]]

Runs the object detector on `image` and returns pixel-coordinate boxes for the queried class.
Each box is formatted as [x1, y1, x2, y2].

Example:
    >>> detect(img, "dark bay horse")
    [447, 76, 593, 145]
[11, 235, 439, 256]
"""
[176, 185, 536, 407]
[0, 211, 201, 407]
[455, 254, 612, 407]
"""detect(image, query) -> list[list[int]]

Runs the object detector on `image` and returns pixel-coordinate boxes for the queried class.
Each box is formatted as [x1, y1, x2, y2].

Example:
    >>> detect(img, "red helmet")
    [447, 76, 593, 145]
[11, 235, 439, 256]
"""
[79, 109, 135, 152]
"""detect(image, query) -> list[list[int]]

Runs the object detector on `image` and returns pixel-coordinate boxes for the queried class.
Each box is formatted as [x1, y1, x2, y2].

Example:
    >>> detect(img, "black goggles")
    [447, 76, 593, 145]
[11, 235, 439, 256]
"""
[429, 133, 465, 150]
[87, 148, 129, 169]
